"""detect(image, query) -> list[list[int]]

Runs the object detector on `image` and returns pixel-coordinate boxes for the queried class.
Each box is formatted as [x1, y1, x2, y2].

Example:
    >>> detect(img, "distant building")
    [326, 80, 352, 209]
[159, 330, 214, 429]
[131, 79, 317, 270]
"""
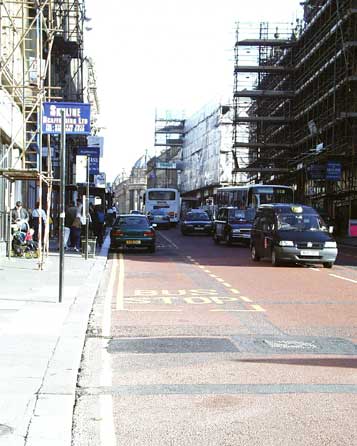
[113, 156, 147, 213]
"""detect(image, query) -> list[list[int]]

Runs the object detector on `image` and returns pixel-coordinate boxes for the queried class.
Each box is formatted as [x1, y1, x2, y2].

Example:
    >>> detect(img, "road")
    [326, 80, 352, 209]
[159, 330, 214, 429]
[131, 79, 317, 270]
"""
[72, 228, 357, 446]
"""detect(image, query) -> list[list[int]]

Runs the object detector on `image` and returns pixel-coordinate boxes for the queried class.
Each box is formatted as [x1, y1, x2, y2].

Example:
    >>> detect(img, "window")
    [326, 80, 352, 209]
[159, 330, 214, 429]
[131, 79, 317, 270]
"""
[148, 191, 176, 200]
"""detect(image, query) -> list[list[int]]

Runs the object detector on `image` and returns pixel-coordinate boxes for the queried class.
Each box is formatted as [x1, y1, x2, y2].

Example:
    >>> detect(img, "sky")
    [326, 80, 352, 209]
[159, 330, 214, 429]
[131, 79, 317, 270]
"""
[84, 0, 303, 183]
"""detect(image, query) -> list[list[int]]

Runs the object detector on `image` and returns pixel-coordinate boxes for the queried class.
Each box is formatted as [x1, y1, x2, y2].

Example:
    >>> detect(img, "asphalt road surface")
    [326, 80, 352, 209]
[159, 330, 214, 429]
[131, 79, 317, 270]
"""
[72, 227, 357, 446]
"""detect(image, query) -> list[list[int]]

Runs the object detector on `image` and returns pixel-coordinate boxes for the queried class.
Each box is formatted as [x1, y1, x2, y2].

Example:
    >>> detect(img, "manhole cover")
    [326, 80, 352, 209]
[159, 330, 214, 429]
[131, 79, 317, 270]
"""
[263, 340, 317, 350]
[232, 336, 357, 355]
[108, 337, 239, 354]
[0, 424, 13, 436]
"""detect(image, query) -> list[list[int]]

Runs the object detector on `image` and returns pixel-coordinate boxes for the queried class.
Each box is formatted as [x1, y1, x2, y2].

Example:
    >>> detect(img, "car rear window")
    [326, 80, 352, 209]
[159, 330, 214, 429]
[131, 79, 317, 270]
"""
[186, 213, 209, 221]
[116, 217, 149, 227]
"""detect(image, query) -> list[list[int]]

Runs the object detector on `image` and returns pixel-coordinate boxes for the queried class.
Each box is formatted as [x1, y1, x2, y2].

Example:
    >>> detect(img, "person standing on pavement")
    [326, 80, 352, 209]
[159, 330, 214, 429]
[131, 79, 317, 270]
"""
[94, 205, 105, 247]
[11, 201, 30, 231]
[64, 202, 76, 250]
[31, 201, 47, 242]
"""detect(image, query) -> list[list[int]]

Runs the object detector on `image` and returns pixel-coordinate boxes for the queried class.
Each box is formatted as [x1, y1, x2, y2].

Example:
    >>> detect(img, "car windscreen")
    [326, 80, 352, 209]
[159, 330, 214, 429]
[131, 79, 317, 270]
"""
[277, 213, 328, 231]
[228, 208, 254, 223]
[186, 213, 209, 221]
[116, 217, 149, 228]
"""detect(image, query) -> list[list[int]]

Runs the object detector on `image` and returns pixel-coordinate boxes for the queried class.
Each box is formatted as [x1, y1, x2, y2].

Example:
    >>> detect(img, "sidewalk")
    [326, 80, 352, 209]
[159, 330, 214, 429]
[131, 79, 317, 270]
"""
[336, 236, 357, 248]
[0, 236, 109, 446]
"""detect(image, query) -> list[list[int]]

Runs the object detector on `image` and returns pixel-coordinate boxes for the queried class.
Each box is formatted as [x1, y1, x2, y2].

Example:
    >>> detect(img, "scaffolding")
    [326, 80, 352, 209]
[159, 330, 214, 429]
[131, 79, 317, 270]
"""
[0, 0, 85, 265]
[232, 1, 357, 233]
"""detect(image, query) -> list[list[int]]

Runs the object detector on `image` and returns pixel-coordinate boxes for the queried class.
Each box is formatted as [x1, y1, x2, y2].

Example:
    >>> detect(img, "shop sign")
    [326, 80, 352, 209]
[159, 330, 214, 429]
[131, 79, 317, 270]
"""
[77, 147, 100, 175]
[349, 219, 357, 237]
[307, 164, 325, 180]
[326, 162, 341, 181]
[156, 161, 177, 169]
[42, 102, 91, 134]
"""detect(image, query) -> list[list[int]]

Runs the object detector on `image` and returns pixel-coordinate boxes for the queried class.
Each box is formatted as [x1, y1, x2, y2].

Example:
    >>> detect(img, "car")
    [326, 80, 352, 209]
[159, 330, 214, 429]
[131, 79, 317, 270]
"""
[110, 214, 156, 252]
[181, 211, 213, 235]
[213, 207, 254, 245]
[250, 204, 338, 268]
[130, 210, 143, 214]
[147, 209, 171, 229]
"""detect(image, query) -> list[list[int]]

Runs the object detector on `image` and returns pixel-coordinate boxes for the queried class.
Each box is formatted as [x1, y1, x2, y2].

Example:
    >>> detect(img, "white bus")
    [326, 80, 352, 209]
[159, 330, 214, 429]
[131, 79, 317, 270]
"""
[216, 184, 294, 214]
[143, 188, 180, 224]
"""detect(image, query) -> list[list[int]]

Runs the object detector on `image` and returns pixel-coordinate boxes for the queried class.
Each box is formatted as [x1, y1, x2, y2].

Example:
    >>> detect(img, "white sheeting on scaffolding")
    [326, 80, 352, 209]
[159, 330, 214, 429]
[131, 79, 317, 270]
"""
[181, 103, 246, 193]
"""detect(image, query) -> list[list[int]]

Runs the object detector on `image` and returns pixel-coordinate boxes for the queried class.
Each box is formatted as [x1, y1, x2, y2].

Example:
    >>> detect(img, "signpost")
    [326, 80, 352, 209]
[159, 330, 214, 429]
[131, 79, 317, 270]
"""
[41, 102, 91, 302]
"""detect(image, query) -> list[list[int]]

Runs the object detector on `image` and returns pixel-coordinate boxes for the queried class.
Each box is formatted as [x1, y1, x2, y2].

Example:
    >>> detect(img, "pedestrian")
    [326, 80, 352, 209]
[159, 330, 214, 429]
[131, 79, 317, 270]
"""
[94, 205, 105, 247]
[31, 201, 47, 242]
[70, 213, 82, 252]
[64, 202, 76, 250]
[11, 201, 30, 231]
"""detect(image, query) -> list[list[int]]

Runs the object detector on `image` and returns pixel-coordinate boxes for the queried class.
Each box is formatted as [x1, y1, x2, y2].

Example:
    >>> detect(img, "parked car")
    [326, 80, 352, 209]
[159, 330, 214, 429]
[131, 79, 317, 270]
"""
[181, 211, 213, 235]
[147, 209, 171, 229]
[250, 204, 338, 268]
[110, 214, 156, 252]
[213, 207, 254, 245]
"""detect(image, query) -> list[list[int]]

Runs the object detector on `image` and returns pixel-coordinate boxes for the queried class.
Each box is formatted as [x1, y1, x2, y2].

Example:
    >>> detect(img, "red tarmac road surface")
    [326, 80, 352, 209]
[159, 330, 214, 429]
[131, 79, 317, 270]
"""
[104, 227, 357, 445]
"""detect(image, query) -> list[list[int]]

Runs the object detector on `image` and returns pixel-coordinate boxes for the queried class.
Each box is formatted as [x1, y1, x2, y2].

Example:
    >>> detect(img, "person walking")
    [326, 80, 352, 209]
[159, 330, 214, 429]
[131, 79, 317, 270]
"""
[31, 201, 47, 243]
[70, 214, 81, 252]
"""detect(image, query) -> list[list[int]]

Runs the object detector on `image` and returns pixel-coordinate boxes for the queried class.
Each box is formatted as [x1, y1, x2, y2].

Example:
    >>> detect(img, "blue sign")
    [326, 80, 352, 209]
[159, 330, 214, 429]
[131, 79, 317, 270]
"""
[307, 164, 325, 180]
[326, 162, 341, 181]
[77, 147, 100, 175]
[42, 102, 91, 135]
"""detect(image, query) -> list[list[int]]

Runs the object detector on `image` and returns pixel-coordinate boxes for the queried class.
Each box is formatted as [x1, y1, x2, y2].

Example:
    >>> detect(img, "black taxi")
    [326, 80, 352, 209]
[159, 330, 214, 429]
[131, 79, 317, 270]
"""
[250, 204, 338, 268]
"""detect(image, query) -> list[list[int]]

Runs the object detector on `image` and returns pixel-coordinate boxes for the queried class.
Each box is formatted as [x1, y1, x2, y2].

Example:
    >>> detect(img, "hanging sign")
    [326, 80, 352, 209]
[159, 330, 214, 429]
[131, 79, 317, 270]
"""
[326, 162, 341, 181]
[42, 102, 91, 135]
[77, 146, 100, 175]
[76, 155, 87, 183]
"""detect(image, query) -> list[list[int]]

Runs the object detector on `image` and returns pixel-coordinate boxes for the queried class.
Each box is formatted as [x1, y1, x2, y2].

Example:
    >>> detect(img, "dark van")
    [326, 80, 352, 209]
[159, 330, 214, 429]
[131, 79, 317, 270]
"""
[213, 207, 254, 245]
[250, 204, 338, 268]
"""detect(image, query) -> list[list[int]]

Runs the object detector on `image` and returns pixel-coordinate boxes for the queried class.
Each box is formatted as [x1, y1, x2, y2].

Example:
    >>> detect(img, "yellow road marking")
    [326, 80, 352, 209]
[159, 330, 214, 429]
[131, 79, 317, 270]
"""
[251, 304, 266, 312]
[216, 278, 225, 282]
[198, 265, 205, 269]
[239, 295, 252, 303]
[209, 274, 218, 278]
[204, 269, 211, 273]
[223, 282, 232, 287]
[120, 309, 183, 312]
[116, 252, 125, 310]
[230, 288, 240, 294]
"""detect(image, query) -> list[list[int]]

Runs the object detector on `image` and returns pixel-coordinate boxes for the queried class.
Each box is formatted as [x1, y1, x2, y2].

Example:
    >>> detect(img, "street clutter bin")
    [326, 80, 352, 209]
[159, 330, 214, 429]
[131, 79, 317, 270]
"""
[81, 236, 97, 258]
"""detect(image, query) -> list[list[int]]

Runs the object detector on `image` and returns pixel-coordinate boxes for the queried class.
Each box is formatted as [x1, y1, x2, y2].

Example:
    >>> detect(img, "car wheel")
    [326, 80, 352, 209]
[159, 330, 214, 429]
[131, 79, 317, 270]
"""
[251, 244, 260, 261]
[271, 248, 281, 267]
[323, 262, 333, 269]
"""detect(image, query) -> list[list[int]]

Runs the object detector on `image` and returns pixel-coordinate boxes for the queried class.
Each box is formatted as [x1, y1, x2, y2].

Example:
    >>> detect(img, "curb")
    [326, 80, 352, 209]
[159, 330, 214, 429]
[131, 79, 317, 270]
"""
[24, 241, 109, 446]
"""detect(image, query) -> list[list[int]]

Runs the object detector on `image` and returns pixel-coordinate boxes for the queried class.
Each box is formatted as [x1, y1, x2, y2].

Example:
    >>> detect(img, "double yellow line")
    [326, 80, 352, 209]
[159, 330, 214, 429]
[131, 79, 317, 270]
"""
[106, 252, 125, 317]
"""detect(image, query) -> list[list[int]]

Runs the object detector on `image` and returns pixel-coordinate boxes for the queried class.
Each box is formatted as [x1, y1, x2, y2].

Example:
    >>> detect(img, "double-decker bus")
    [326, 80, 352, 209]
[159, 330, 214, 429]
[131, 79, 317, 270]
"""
[143, 188, 180, 224]
[216, 184, 294, 214]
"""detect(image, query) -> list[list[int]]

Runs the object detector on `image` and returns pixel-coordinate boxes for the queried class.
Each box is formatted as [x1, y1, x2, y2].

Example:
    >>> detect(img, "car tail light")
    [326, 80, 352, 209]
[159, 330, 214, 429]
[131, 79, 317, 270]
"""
[144, 231, 155, 237]
[112, 230, 124, 236]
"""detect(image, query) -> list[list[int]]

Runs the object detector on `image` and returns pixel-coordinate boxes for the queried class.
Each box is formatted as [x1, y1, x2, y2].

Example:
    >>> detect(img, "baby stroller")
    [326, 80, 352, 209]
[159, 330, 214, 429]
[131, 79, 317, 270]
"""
[12, 221, 39, 258]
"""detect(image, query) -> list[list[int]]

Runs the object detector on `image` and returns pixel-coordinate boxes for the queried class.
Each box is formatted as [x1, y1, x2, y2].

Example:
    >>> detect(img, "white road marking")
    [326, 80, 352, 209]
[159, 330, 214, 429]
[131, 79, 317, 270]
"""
[100, 254, 117, 446]
[329, 274, 357, 284]
[309, 267, 320, 272]
[159, 232, 179, 249]
[116, 253, 125, 310]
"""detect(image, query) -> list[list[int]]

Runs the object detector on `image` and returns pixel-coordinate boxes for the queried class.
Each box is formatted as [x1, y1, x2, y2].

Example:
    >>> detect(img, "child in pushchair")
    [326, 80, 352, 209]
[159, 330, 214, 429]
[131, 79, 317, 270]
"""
[12, 222, 38, 258]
